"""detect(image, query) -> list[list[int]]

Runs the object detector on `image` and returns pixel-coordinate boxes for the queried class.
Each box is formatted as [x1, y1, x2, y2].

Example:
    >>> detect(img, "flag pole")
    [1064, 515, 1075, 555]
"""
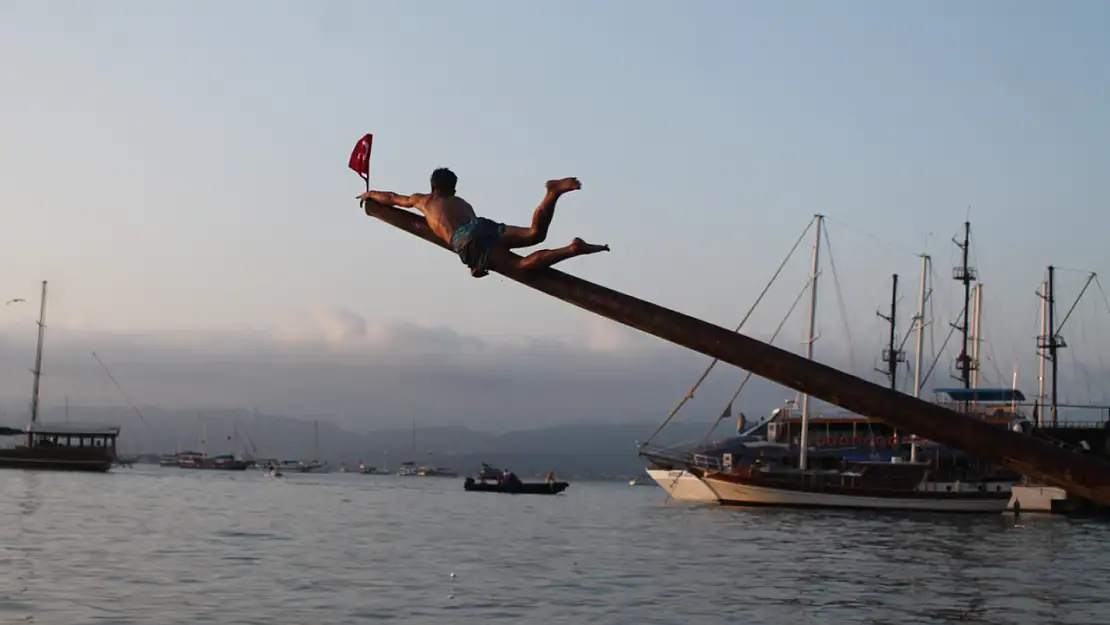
[364, 137, 371, 193]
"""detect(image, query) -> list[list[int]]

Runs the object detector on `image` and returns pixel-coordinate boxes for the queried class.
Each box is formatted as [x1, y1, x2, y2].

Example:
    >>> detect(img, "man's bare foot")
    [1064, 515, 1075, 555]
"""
[546, 177, 582, 195]
[569, 237, 610, 255]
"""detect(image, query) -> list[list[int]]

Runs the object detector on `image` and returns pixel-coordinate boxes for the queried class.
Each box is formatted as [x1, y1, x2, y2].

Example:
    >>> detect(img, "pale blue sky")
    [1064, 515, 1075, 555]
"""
[2, 1, 1109, 383]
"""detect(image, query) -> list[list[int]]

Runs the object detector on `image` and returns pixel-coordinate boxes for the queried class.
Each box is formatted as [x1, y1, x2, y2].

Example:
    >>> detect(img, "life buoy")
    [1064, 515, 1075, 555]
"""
[839, 436, 850, 446]
[815, 436, 826, 446]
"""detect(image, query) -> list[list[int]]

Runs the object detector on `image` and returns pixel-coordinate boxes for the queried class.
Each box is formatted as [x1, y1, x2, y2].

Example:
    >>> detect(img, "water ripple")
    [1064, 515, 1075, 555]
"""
[0, 468, 1107, 624]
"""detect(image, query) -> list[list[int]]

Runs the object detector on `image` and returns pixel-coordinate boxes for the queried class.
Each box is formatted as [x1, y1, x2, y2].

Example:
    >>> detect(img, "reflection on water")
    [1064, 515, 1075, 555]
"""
[0, 468, 1107, 624]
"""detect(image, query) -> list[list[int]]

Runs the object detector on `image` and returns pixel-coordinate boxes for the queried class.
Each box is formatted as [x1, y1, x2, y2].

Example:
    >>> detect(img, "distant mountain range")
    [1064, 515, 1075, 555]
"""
[0, 405, 736, 478]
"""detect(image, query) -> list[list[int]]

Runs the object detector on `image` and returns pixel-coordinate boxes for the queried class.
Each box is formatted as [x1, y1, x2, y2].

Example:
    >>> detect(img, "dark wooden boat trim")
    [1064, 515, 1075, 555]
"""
[705, 470, 1011, 501]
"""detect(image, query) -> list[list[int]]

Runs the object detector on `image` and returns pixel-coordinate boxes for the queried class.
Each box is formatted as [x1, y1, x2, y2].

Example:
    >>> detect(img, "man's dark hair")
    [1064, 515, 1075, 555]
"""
[430, 167, 458, 195]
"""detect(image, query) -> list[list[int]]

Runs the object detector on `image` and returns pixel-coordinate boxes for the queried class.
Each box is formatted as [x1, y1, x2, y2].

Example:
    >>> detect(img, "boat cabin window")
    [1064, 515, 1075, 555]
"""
[30, 432, 117, 449]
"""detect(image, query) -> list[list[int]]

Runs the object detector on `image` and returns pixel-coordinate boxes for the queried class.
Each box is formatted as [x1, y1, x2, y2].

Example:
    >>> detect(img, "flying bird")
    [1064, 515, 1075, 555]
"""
[5, 298, 25, 305]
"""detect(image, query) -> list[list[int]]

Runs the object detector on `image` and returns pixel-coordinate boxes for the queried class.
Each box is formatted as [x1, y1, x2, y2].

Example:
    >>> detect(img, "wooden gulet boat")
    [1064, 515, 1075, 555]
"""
[0, 281, 122, 472]
[697, 460, 1012, 512]
[695, 221, 1015, 513]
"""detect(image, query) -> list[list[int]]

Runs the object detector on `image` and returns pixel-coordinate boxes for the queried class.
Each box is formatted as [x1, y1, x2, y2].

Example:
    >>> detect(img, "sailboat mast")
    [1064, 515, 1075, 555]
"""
[314, 420, 320, 460]
[29, 280, 48, 426]
[1037, 279, 1048, 427]
[798, 214, 822, 471]
[877, 274, 903, 390]
[911, 254, 930, 463]
[913, 255, 930, 398]
[1046, 265, 1061, 427]
[953, 221, 976, 390]
[970, 284, 983, 390]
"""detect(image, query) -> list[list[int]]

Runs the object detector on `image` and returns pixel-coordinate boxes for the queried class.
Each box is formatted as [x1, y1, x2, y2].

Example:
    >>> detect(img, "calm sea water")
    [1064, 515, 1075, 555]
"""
[0, 467, 1107, 625]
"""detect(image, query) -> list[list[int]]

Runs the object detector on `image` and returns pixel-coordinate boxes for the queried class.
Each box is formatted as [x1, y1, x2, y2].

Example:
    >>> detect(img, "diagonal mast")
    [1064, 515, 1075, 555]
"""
[29, 280, 48, 426]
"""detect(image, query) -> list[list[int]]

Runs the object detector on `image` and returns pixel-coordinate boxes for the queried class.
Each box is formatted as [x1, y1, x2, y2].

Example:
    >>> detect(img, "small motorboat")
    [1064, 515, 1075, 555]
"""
[463, 476, 569, 495]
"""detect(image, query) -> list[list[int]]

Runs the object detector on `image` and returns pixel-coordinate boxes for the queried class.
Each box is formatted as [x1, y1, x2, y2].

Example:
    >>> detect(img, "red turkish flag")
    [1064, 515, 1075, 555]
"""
[348, 133, 373, 181]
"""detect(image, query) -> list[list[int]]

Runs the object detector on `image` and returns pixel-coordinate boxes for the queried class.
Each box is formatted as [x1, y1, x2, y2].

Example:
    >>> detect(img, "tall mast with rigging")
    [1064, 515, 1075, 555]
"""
[1036, 265, 1092, 428]
[970, 284, 983, 390]
[1047, 266, 1063, 426]
[911, 254, 931, 463]
[876, 274, 905, 390]
[952, 221, 977, 391]
[1037, 280, 1049, 426]
[798, 214, 823, 471]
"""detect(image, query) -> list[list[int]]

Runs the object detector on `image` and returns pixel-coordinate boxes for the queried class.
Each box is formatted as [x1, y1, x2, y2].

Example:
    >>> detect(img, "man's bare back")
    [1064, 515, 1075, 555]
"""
[416, 195, 478, 245]
[358, 169, 608, 278]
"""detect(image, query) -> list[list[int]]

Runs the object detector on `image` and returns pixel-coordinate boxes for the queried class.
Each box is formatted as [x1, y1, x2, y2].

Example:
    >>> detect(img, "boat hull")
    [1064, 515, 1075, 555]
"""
[179, 461, 251, 471]
[645, 469, 719, 502]
[0, 450, 114, 472]
[463, 480, 569, 495]
[704, 475, 1011, 513]
[297, 464, 331, 474]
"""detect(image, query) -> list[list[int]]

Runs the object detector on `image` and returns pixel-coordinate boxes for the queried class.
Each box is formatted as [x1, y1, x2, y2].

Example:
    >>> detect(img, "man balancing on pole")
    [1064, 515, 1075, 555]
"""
[357, 168, 609, 278]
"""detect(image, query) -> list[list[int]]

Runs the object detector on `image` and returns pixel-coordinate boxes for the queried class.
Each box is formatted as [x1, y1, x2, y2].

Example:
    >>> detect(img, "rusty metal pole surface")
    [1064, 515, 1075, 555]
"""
[361, 201, 1110, 505]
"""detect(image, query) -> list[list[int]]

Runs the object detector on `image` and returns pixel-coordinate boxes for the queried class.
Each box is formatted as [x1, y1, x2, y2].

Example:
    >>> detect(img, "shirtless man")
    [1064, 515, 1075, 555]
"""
[357, 167, 609, 278]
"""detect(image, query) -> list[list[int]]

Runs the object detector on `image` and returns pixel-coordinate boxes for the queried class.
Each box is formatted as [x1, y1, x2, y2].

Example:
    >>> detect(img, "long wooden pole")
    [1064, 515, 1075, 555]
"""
[360, 200, 1110, 505]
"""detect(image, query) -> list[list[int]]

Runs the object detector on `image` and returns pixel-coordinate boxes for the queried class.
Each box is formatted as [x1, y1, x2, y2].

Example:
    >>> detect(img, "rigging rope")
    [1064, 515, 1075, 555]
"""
[91, 351, 148, 424]
[1093, 275, 1110, 321]
[820, 215, 920, 259]
[1056, 272, 1096, 335]
[922, 308, 962, 389]
[641, 217, 816, 446]
[820, 223, 858, 374]
[698, 275, 813, 443]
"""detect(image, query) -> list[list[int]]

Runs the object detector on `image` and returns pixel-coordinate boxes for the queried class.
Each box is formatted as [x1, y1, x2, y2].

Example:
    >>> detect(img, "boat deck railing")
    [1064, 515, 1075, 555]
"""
[692, 454, 723, 471]
[637, 443, 696, 465]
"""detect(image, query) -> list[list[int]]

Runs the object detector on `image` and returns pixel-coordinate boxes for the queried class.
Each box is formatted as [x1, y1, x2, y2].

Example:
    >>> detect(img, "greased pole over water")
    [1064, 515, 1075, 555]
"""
[358, 199, 1110, 505]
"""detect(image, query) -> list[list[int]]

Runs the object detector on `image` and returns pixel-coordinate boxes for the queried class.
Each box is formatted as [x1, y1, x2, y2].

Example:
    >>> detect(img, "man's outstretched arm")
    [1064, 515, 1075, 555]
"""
[358, 191, 427, 211]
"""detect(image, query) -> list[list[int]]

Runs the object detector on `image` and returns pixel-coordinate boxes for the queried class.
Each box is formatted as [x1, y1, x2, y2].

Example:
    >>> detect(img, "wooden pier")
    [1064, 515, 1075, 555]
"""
[361, 200, 1110, 507]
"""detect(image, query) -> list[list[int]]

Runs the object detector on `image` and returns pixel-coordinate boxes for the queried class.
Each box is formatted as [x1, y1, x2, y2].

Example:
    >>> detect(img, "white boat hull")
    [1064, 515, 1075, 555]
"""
[703, 476, 1010, 512]
[645, 469, 719, 503]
